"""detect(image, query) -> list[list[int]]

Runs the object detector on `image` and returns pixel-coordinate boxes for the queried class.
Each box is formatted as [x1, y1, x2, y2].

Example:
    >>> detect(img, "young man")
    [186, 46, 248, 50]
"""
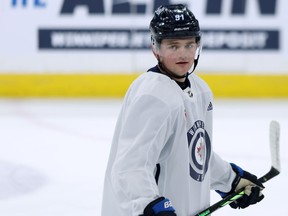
[101, 4, 264, 216]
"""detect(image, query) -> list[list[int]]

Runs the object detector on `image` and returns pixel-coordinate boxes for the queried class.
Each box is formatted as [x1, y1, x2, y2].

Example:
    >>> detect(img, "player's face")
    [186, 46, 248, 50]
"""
[158, 37, 198, 80]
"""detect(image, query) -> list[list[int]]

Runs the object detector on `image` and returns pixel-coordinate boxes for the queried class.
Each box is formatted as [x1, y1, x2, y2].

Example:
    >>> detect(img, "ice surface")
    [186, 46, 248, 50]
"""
[0, 99, 287, 216]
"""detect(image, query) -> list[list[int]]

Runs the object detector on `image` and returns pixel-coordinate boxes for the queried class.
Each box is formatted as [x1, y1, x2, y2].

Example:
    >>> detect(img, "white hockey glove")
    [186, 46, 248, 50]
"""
[140, 197, 177, 216]
[216, 163, 265, 209]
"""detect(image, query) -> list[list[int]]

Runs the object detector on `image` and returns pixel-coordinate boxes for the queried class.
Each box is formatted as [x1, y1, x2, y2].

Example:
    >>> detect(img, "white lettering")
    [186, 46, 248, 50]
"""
[203, 31, 269, 49]
[164, 201, 172, 208]
[174, 27, 189, 31]
[51, 32, 130, 48]
[130, 32, 151, 48]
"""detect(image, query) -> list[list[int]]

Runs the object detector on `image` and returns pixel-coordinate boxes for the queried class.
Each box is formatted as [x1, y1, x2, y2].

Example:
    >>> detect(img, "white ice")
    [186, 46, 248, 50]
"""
[0, 99, 287, 216]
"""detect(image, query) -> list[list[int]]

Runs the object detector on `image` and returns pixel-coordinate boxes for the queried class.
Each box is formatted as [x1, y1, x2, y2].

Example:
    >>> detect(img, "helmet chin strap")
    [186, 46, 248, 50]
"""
[188, 45, 201, 75]
[187, 54, 199, 76]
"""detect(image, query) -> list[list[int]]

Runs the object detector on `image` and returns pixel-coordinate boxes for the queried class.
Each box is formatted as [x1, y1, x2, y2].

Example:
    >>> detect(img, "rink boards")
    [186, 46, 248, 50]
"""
[0, 73, 287, 98]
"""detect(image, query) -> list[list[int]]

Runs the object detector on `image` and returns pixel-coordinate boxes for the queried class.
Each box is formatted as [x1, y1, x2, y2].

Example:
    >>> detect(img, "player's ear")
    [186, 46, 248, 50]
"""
[151, 37, 159, 56]
[151, 46, 158, 58]
[151, 42, 159, 59]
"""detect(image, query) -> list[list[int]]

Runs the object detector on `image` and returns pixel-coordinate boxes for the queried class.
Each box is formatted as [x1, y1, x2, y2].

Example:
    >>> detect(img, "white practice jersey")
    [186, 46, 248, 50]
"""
[101, 67, 236, 216]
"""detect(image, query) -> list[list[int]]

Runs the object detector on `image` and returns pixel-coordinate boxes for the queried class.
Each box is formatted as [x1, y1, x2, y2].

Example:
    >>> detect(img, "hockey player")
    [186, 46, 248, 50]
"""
[101, 4, 264, 216]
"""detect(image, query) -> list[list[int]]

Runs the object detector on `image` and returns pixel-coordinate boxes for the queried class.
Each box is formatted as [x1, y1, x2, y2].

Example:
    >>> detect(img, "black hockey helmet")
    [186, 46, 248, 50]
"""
[150, 4, 201, 44]
[150, 4, 202, 74]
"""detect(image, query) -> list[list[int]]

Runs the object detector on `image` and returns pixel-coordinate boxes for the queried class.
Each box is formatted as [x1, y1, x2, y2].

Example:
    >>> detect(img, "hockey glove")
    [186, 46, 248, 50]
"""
[216, 163, 265, 209]
[140, 197, 176, 216]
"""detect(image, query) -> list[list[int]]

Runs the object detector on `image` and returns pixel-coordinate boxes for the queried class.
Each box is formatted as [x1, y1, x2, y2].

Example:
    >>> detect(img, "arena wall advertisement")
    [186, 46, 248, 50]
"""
[0, 0, 288, 97]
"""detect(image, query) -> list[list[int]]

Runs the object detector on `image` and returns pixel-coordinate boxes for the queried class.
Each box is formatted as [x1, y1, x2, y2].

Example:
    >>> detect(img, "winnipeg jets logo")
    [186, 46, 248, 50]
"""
[196, 139, 205, 163]
[187, 120, 211, 182]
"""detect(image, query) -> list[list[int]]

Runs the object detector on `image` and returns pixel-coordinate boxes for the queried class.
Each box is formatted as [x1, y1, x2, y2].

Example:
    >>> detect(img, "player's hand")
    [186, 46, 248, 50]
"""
[140, 196, 177, 216]
[217, 163, 265, 209]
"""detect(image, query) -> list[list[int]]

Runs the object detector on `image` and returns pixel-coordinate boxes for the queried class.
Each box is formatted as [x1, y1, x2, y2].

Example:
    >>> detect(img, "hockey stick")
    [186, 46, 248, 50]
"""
[194, 120, 281, 216]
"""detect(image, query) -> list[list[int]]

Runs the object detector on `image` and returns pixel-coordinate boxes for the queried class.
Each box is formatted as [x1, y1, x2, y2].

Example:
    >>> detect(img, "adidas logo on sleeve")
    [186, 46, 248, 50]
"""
[207, 102, 213, 111]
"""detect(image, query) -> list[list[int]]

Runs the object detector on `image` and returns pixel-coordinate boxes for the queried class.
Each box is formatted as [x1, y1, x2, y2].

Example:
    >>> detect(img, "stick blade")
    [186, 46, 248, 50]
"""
[257, 121, 281, 183]
[270, 120, 280, 172]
